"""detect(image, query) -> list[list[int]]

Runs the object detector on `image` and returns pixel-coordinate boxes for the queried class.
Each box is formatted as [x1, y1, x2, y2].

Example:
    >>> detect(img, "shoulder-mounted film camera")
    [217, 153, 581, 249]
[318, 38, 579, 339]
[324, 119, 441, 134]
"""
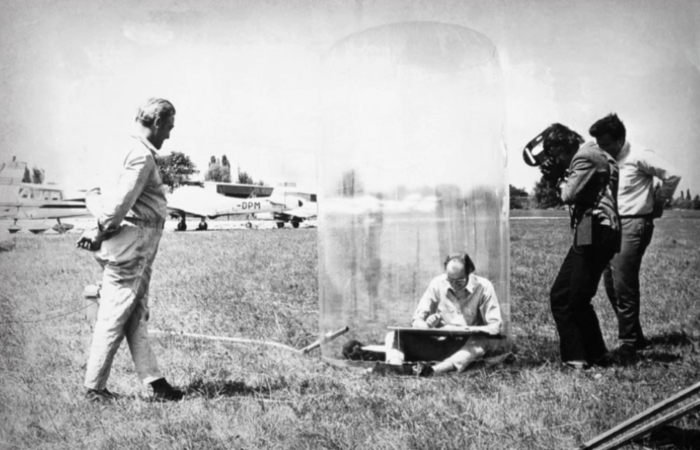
[522, 126, 568, 186]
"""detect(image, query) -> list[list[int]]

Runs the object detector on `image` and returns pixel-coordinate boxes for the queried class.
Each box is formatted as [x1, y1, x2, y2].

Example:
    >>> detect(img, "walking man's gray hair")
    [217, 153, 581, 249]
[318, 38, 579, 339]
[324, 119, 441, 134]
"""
[135, 98, 176, 127]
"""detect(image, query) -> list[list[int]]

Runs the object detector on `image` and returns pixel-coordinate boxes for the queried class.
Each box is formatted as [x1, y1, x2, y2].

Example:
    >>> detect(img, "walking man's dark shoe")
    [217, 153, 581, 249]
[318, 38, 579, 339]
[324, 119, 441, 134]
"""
[150, 378, 184, 402]
[86, 388, 120, 402]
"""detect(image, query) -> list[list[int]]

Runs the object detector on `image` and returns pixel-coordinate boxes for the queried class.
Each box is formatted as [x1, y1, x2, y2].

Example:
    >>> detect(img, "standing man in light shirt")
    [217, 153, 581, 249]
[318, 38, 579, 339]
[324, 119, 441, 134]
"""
[589, 113, 681, 358]
[375, 252, 503, 377]
[77, 98, 184, 402]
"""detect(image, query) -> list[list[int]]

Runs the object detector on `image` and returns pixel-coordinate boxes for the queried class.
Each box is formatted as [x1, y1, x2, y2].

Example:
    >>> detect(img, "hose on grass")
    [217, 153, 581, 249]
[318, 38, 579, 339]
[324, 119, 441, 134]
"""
[0, 302, 93, 325]
[151, 326, 350, 355]
[0, 291, 348, 355]
[151, 328, 302, 353]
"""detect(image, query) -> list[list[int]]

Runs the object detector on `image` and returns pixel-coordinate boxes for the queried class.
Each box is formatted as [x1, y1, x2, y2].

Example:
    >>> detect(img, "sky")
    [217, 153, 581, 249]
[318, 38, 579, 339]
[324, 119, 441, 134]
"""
[1, 0, 699, 196]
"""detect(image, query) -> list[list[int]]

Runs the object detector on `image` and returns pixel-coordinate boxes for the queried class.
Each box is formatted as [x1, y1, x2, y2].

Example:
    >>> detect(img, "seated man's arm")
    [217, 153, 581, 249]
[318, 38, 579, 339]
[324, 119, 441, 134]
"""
[468, 280, 502, 336]
[411, 280, 440, 329]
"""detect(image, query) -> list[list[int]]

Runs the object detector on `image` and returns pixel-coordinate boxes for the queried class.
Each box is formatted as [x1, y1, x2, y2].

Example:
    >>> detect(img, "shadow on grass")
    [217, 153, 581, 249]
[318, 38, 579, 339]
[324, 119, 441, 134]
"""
[504, 332, 689, 371]
[639, 352, 683, 365]
[508, 333, 562, 368]
[648, 330, 699, 349]
[184, 378, 284, 399]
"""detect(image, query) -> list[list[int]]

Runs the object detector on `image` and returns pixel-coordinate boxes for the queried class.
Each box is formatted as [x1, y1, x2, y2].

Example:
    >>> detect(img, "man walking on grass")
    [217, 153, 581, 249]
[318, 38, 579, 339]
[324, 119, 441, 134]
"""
[589, 113, 681, 359]
[77, 98, 184, 402]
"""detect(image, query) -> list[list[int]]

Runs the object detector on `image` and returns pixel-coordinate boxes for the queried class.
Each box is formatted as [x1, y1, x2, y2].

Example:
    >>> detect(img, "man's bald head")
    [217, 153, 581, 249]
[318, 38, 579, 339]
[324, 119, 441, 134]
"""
[444, 252, 474, 291]
[443, 252, 475, 274]
[446, 259, 466, 279]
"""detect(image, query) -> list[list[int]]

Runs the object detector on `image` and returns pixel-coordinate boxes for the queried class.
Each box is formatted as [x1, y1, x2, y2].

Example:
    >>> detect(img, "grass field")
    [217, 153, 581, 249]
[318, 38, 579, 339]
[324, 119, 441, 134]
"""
[1, 214, 699, 450]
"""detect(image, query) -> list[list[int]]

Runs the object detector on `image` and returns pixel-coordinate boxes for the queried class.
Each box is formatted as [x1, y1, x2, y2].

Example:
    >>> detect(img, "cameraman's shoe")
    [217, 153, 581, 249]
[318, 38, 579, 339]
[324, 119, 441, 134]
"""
[150, 378, 184, 402]
[634, 338, 650, 351]
[562, 360, 591, 371]
[592, 352, 616, 368]
[614, 343, 639, 362]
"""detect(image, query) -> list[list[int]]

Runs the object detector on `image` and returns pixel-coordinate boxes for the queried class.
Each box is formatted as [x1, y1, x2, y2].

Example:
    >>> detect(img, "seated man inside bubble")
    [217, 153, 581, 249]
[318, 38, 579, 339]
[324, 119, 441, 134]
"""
[372, 252, 503, 377]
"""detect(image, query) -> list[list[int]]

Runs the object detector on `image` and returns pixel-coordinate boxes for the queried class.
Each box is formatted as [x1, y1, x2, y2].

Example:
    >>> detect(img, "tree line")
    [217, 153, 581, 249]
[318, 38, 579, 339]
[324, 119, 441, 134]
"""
[203, 154, 264, 186]
[21, 165, 45, 184]
[511, 175, 700, 210]
[154, 152, 265, 190]
[14, 152, 263, 191]
[16, 154, 695, 209]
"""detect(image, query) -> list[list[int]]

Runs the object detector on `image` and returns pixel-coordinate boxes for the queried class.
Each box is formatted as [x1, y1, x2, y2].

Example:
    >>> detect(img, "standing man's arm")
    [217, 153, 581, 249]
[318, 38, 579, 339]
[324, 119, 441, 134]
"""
[560, 154, 598, 206]
[638, 150, 681, 218]
[98, 150, 154, 229]
[77, 149, 153, 250]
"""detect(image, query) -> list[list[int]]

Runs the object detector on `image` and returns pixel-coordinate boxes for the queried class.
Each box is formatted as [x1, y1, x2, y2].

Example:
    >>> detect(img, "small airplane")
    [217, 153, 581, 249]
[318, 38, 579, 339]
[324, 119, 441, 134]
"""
[0, 160, 88, 234]
[166, 183, 313, 231]
[256, 183, 318, 229]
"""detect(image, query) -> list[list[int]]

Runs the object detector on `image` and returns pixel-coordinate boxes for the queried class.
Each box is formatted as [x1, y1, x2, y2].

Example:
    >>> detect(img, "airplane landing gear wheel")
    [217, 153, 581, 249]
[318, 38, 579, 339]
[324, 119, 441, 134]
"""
[276, 222, 284, 229]
[291, 221, 300, 229]
[245, 222, 252, 229]
[177, 220, 187, 231]
[53, 223, 74, 234]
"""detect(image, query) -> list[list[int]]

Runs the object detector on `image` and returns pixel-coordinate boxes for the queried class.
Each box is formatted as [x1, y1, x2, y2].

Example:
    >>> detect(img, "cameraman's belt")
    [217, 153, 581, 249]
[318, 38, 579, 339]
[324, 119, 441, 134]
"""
[124, 217, 165, 229]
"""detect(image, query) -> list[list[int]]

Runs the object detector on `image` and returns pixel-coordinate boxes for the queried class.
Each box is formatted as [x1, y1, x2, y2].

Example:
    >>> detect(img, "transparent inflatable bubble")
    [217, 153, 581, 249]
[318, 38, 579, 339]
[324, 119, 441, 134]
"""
[317, 22, 509, 365]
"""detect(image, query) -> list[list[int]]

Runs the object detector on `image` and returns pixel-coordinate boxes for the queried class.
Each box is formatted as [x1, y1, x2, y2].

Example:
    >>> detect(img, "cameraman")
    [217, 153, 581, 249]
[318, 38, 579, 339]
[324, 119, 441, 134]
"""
[543, 124, 621, 370]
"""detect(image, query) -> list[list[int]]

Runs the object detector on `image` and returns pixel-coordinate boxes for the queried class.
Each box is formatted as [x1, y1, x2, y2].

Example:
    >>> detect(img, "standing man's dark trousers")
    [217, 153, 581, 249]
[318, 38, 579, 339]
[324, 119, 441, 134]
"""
[603, 217, 654, 349]
[550, 224, 618, 364]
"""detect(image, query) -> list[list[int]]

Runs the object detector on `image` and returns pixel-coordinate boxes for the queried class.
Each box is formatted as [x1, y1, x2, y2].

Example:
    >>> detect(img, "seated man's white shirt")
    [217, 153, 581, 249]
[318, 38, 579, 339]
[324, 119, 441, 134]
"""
[384, 273, 503, 373]
[412, 273, 502, 336]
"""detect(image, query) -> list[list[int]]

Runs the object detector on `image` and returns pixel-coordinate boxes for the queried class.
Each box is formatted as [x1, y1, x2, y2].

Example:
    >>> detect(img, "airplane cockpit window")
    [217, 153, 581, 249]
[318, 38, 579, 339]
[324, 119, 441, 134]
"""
[50, 191, 61, 201]
[43, 190, 51, 201]
[292, 193, 312, 202]
[19, 187, 30, 199]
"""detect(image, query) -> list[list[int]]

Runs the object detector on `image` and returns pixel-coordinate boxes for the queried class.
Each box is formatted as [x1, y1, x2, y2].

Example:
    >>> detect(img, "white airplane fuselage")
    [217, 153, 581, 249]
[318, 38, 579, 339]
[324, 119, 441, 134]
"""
[0, 184, 87, 221]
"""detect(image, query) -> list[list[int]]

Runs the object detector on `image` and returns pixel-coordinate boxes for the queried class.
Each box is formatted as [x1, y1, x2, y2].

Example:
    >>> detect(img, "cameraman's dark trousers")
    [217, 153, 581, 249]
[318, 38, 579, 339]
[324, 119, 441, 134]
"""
[550, 222, 618, 365]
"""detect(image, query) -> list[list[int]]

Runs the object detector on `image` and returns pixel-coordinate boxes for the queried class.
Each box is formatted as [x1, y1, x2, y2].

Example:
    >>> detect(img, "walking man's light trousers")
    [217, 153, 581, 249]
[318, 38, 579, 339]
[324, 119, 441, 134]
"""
[84, 224, 163, 390]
